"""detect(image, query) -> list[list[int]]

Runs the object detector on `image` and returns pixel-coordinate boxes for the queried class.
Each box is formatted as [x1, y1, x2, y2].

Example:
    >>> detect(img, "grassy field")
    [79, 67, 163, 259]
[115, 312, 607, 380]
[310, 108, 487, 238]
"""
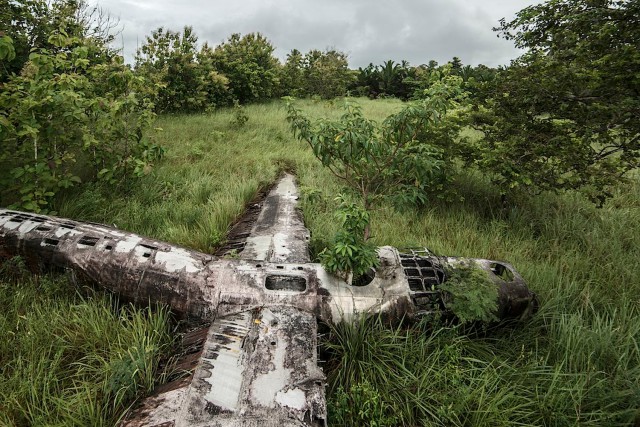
[1, 98, 639, 426]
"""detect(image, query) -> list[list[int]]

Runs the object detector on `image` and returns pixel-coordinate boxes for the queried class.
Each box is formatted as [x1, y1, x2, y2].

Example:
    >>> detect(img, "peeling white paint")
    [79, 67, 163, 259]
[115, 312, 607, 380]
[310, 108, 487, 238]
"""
[17, 221, 39, 234]
[237, 173, 310, 264]
[275, 388, 306, 410]
[87, 224, 126, 237]
[273, 175, 299, 200]
[54, 227, 82, 238]
[0, 215, 12, 227]
[133, 245, 151, 263]
[243, 235, 273, 261]
[201, 314, 251, 411]
[251, 338, 291, 408]
[155, 248, 201, 273]
[114, 236, 142, 253]
[3, 221, 20, 231]
[272, 232, 292, 261]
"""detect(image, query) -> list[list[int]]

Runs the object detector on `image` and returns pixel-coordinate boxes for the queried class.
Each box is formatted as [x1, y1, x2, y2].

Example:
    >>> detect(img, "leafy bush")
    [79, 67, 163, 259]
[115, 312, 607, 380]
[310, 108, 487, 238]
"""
[135, 26, 232, 113]
[471, 0, 640, 204]
[207, 32, 280, 103]
[286, 79, 467, 211]
[440, 263, 499, 324]
[0, 32, 159, 212]
[318, 196, 380, 280]
[329, 381, 399, 427]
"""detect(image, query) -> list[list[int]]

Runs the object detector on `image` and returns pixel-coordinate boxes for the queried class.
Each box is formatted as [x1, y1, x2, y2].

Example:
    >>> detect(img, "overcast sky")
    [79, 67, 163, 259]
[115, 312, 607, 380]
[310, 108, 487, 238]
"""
[87, 0, 543, 68]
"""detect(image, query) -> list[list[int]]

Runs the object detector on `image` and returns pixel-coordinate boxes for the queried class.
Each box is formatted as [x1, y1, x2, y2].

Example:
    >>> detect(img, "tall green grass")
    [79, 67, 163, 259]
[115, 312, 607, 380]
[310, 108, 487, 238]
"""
[1, 97, 638, 425]
[0, 260, 173, 426]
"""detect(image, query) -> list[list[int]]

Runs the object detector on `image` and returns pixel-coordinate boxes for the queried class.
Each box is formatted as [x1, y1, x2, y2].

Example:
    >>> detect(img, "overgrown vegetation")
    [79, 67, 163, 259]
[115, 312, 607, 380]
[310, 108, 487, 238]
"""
[0, 1, 160, 212]
[317, 196, 379, 281]
[2, 0, 639, 424]
[471, 0, 640, 203]
[134, 26, 231, 113]
[439, 263, 499, 324]
[0, 259, 173, 426]
[1, 98, 639, 426]
[286, 76, 468, 213]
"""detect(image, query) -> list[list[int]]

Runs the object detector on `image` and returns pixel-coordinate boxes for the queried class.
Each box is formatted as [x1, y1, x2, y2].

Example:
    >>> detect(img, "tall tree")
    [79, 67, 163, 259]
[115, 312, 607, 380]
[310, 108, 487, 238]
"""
[280, 48, 305, 97]
[472, 0, 640, 203]
[207, 32, 280, 103]
[135, 27, 230, 113]
[303, 49, 352, 99]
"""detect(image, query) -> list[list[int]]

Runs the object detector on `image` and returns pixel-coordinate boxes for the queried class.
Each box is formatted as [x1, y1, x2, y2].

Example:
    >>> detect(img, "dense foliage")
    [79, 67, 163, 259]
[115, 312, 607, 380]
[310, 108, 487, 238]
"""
[352, 60, 416, 99]
[317, 196, 380, 280]
[0, 1, 159, 212]
[279, 48, 353, 99]
[286, 77, 467, 214]
[134, 26, 231, 113]
[439, 264, 499, 324]
[208, 33, 280, 103]
[1, 0, 119, 83]
[472, 0, 640, 203]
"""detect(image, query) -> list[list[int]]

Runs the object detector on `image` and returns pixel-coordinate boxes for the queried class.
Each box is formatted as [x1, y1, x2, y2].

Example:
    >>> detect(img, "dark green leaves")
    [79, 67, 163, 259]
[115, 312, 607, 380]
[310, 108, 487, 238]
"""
[318, 196, 380, 280]
[476, 0, 640, 203]
[286, 80, 466, 211]
[1, 30, 158, 212]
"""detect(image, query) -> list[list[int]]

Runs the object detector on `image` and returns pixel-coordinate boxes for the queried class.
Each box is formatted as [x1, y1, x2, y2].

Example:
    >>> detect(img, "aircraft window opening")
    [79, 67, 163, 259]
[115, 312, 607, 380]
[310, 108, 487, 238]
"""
[405, 268, 419, 276]
[421, 269, 436, 277]
[78, 236, 100, 246]
[416, 259, 432, 267]
[401, 259, 416, 267]
[265, 275, 306, 292]
[490, 262, 514, 281]
[8, 214, 32, 223]
[408, 278, 423, 291]
[43, 238, 59, 246]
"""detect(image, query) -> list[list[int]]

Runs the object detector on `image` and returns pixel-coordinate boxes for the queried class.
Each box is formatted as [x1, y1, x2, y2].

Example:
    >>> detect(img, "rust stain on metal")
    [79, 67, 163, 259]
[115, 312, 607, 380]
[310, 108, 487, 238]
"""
[0, 173, 538, 426]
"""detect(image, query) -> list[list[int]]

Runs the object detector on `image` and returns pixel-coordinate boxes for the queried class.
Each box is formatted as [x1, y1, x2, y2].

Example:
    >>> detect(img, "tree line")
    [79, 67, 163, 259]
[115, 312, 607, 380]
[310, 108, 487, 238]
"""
[1, 0, 638, 214]
[132, 25, 493, 111]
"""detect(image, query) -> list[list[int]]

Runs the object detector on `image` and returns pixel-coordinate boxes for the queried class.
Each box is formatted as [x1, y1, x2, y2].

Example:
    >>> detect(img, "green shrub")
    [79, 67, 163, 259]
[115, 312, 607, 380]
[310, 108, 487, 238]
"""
[329, 381, 399, 427]
[0, 32, 158, 212]
[319, 196, 380, 280]
[440, 264, 499, 324]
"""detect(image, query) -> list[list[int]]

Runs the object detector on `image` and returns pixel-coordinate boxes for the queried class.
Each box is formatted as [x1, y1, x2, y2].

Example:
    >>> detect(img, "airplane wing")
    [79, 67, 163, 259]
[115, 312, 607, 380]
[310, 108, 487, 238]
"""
[122, 305, 326, 427]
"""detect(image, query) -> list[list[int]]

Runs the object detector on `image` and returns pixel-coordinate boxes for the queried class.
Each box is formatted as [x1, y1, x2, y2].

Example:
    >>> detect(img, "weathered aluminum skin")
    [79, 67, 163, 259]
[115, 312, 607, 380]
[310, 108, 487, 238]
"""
[0, 174, 537, 426]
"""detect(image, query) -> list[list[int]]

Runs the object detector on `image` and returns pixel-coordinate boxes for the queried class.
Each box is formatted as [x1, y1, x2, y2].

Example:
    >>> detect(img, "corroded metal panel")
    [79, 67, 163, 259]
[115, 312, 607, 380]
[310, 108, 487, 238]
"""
[121, 307, 326, 427]
[240, 173, 310, 263]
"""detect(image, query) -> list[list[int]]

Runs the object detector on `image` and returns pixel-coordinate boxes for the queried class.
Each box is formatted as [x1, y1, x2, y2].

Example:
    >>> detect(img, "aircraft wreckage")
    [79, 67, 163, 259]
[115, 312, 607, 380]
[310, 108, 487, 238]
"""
[0, 173, 537, 427]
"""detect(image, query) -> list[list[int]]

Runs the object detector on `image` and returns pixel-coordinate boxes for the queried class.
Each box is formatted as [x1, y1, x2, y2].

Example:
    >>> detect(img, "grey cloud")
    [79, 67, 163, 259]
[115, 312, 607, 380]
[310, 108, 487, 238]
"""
[90, 0, 541, 67]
